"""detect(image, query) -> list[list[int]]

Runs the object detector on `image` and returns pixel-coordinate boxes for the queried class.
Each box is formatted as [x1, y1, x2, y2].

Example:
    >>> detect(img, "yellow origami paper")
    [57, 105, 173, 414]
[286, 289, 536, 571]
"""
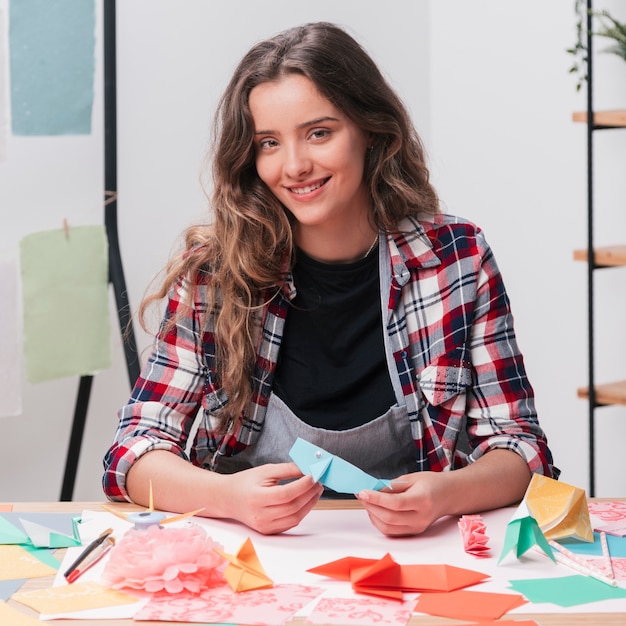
[0, 601, 42, 626]
[215, 538, 273, 592]
[524, 474, 593, 542]
[12, 582, 137, 614]
[0, 545, 57, 580]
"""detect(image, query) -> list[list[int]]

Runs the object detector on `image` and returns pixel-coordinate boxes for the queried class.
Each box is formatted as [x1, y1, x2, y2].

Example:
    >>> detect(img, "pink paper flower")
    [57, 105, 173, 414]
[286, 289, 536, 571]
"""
[458, 514, 490, 557]
[102, 523, 227, 593]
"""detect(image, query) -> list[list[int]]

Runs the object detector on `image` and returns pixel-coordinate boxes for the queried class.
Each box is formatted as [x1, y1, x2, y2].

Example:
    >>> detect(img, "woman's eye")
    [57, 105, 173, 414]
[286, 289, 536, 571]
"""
[310, 129, 330, 141]
[258, 138, 278, 150]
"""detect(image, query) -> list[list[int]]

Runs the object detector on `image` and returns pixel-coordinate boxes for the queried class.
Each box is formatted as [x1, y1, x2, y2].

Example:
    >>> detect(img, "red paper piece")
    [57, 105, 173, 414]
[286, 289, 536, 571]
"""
[459, 514, 491, 557]
[415, 589, 527, 622]
[308, 553, 489, 600]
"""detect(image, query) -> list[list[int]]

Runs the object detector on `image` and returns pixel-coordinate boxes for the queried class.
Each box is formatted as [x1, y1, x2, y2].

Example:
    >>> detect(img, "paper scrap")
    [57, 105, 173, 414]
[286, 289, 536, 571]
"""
[508, 574, 626, 607]
[9, 0, 95, 135]
[0, 579, 25, 602]
[0, 512, 81, 548]
[589, 500, 626, 537]
[307, 595, 415, 625]
[12, 582, 138, 615]
[0, 545, 57, 580]
[414, 589, 527, 621]
[0, 600, 42, 626]
[19, 226, 111, 383]
[134, 583, 324, 624]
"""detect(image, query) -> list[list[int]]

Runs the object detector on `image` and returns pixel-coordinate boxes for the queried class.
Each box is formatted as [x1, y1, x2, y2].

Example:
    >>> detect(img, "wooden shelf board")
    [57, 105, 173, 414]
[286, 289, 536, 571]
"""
[577, 380, 626, 406]
[572, 109, 626, 127]
[573, 245, 626, 266]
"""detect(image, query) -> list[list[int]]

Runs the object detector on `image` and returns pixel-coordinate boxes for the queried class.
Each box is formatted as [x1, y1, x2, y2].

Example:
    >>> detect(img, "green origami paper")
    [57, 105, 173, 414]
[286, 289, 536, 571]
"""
[498, 501, 555, 564]
[509, 574, 626, 607]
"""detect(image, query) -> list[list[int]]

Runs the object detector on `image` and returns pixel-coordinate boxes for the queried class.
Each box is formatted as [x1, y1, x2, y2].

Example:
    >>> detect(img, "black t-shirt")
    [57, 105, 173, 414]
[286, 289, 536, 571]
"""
[273, 247, 396, 430]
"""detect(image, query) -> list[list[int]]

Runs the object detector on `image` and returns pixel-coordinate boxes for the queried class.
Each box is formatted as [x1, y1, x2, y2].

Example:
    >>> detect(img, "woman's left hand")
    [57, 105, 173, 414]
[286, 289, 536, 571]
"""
[356, 449, 532, 536]
[355, 472, 444, 536]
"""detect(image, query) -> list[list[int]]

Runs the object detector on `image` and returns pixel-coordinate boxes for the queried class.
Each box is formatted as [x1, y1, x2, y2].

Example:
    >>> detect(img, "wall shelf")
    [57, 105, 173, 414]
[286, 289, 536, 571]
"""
[577, 381, 626, 406]
[573, 245, 626, 266]
[572, 109, 626, 128]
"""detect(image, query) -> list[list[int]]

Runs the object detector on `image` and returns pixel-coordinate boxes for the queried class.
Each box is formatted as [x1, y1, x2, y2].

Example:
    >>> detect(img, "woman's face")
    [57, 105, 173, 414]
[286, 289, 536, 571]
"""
[249, 74, 371, 241]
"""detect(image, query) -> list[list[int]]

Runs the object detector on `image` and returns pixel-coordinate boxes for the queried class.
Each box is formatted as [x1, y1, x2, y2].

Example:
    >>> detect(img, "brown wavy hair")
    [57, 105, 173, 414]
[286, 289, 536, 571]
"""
[138, 22, 439, 423]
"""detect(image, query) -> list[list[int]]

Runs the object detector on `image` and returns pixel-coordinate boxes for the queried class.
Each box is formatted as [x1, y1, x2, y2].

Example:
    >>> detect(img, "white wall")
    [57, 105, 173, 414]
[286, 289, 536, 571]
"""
[1, 0, 624, 503]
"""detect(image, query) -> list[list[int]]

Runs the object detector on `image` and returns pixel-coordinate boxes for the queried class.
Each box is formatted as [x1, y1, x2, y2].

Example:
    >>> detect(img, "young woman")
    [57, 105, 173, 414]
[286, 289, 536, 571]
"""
[103, 22, 558, 536]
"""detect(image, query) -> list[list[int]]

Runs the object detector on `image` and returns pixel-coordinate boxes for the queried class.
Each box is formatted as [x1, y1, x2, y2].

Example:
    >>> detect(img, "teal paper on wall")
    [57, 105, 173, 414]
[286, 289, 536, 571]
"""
[19, 226, 111, 383]
[9, 0, 95, 135]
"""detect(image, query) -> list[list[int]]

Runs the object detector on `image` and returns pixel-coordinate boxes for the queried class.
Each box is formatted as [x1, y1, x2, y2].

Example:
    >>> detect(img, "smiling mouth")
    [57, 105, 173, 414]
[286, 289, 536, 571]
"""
[288, 178, 329, 195]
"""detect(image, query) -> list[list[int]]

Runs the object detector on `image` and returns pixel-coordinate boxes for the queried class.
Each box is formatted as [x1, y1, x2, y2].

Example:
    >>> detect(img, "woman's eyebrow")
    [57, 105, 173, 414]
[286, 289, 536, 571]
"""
[254, 116, 340, 136]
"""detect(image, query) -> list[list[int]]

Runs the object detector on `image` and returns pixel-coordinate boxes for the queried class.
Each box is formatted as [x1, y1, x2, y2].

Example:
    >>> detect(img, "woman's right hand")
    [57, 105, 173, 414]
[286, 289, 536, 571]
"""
[223, 462, 324, 534]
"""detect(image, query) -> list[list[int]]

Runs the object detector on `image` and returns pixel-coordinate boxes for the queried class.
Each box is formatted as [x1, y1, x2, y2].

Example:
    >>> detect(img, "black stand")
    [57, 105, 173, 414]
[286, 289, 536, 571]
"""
[60, 1, 140, 501]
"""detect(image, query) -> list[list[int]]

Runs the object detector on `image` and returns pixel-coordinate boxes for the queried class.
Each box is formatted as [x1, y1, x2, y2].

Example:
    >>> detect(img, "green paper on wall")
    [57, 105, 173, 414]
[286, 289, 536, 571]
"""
[20, 226, 111, 383]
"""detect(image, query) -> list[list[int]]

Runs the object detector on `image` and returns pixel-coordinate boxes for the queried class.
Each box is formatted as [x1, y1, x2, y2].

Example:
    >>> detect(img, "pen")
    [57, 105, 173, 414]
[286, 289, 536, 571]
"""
[64, 528, 114, 583]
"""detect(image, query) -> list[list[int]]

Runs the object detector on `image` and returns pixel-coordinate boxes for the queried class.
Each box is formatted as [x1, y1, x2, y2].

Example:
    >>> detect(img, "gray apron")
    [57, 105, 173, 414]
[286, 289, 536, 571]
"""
[216, 392, 416, 479]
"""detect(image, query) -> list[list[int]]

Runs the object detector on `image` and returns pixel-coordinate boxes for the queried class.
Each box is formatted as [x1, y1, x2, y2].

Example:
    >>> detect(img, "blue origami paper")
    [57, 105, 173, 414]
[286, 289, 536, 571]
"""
[288, 437, 393, 494]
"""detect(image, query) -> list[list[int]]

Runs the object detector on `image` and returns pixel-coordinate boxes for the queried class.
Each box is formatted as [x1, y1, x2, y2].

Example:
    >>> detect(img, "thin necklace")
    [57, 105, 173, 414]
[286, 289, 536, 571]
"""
[363, 235, 379, 258]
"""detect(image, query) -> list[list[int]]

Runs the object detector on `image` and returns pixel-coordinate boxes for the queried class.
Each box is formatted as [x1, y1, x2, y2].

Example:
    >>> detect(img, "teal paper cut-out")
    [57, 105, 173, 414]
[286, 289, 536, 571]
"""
[498, 501, 555, 564]
[509, 574, 626, 607]
[289, 437, 392, 494]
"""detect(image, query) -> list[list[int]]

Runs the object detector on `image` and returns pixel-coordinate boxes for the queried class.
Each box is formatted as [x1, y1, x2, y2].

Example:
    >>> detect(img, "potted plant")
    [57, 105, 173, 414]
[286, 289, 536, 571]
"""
[568, 0, 626, 91]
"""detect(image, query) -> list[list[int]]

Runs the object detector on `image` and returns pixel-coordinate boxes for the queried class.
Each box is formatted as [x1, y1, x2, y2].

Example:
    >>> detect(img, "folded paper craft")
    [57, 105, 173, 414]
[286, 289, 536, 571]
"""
[524, 474, 593, 542]
[101, 482, 204, 529]
[214, 537, 273, 592]
[289, 437, 392, 494]
[308, 553, 489, 600]
[498, 501, 555, 564]
[0, 513, 81, 549]
[458, 514, 491, 557]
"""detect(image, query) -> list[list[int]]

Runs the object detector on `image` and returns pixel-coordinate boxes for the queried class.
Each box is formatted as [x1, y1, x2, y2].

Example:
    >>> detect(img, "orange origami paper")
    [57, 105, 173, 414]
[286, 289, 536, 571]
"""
[215, 538, 273, 592]
[414, 589, 527, 622]
[524, 474, 593, 542]
[308, 553, 489, 600]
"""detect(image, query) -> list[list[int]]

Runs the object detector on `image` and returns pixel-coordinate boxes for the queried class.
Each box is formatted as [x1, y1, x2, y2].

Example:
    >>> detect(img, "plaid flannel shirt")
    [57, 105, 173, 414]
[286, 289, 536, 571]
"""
[103, 214, 557, 501]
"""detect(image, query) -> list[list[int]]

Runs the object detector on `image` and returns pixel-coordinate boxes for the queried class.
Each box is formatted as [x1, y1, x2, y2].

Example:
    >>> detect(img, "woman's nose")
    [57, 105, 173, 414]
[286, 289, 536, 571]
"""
[283, 143, 312, 179]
